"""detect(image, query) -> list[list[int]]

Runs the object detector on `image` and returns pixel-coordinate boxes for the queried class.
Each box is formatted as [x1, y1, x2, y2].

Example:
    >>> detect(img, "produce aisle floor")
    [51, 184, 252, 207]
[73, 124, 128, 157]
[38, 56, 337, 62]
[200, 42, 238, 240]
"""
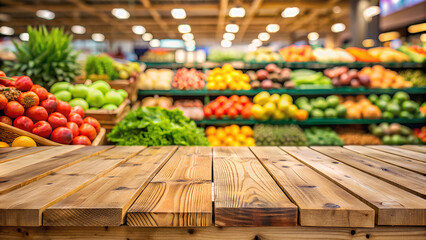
[0, 145, 425, 239]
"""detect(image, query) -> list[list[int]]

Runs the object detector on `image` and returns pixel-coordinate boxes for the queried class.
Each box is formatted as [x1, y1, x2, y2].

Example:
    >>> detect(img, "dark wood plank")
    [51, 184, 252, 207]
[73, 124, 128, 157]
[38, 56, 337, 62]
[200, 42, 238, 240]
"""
[368, 145, 426, 162]
[0, 146, 53, 164]
[398, 145, 426, 154]
[213, 147, 297, 227]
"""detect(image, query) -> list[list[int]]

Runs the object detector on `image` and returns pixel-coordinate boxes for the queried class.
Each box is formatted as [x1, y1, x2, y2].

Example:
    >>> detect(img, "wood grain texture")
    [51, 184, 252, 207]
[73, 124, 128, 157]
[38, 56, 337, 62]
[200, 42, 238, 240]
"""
[368, 145, 426, 162]
[0, 146, 112, 195]
[250, 146, 374, 227]
[398, 145, 426, 154]
[0, 147, 22, 154]
[213, 147, 297, 227]
[0, 146, 145, 226]
[282, 147, 426, 226]
[0, 146, 52, 164]
[127, 146, 212, 227]
[344, 145, 426, 175]
[312, 146, 426, 198]
[44, 146, 177, 226]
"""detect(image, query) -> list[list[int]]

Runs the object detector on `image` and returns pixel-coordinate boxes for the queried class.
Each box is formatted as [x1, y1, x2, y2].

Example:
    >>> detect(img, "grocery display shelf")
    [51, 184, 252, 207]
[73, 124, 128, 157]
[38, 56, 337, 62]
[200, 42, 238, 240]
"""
[138, 87, 426, 97]
[194, 117, 426, 125]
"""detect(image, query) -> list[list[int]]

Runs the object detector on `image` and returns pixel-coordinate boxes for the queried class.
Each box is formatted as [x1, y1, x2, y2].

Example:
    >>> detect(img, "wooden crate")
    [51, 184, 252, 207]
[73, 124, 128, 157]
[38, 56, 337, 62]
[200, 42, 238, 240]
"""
[85, 99, 130, 133]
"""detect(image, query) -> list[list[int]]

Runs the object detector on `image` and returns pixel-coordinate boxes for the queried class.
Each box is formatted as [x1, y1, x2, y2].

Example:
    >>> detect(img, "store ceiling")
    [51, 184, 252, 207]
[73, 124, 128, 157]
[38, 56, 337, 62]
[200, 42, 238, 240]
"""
[0, 0, 350, 45]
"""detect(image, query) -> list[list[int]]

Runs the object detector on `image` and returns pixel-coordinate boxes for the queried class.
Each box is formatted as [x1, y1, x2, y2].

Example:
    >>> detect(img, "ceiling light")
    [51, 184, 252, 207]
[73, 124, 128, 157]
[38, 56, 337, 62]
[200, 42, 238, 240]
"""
[19, 32, 29, 41]
[362, 39, 375, 48]
[229, 7, 245, 18]
[221, 40, 232, 48]
[363, 6, 380, 21]
[186, 45, 196, 51]
[182, 33, 194, 41]
[332, 6, 342, 14]
[0, 26, 14, 35]
[149, 39, 160, 47]
[36, 10, 55, 20]
[408, 23, 426, 33]
[258, 32, 270, 41]
[185, 40, 195, 47]
[420, 33, 426, 42]
[142, 33, 153, 41]
[71, 25, 86, 34]
[281, 7, 299, 18]
[379, 31, 400, 42]
[178, 24, 191, 34]
[248, 44, 257, 52]
[171, 8, 186, 19]
[266, 24, 280, 33]
[111, 8, 130, 19]
[225, 24, 239, 33]
[252, 39, 262, 47]
[132, 25, 146, 35]
[307, 32, 319, 41]
[91, 33, 105, 42]
[223, 32, 235, 41]
[331, 23, 346, 33]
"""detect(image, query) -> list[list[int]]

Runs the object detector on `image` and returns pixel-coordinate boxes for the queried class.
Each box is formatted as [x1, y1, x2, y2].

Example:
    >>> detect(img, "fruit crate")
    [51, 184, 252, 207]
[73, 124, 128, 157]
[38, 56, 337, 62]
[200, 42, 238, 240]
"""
[0, 122, 106, 146]
[84, 99, 130, 133]
[109, 78, 138, 104]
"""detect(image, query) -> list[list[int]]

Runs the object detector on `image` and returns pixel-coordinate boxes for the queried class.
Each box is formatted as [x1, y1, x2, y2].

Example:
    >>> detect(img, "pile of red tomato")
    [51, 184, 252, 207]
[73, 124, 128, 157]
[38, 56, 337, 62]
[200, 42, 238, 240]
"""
[413, 127, 426, 143]
[203, 95, 252, 119]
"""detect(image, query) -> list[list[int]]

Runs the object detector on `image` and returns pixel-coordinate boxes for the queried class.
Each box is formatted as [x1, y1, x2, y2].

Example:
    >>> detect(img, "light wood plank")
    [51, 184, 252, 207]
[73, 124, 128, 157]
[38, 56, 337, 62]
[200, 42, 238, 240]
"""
[213, 147, 297, 227]
[368, 145, 426, 162]
[398, 145, 426, 154]
[282, 146, 426, 226]
[344, 145, 426, 175]
[250, 146, 374, 227]
[0, 146, 145, 226]
[312, 146, 426, 198]
[0, 146, 112, 195]
[0, 146, 52, 164]
[127, 146, 212, 227]
[43, 146, 177, 226]
[0, 147, 22, 154]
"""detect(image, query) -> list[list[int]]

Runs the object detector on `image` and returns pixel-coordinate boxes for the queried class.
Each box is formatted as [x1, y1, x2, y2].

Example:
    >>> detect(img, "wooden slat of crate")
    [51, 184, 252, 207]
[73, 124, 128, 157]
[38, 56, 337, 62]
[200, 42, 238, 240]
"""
[127, 146, 212, 227]
[213, 147, 297, 227]
[43, 146, 177, 226]
[344, 145, 426, 175]
[0, 147, 22, 154]
[0, 123, 61, 146]
[0, 146, 112, 195]
[368, 145, 426, 162]
[85, 100, 130, 125]
[250, 147, 374, 227]
[398, 145, 426, 154]
[282, 147, 426, 226]
[0, 146, 145, 226]
[0, 146, 52, 164]
[311, 146, 426, 198]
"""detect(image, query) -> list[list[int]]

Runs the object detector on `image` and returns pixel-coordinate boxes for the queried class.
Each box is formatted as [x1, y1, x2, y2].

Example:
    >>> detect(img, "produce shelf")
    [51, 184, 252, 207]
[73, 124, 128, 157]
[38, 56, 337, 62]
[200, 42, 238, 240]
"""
[194, 117, 426, 125]
[139, 87, 426, 97]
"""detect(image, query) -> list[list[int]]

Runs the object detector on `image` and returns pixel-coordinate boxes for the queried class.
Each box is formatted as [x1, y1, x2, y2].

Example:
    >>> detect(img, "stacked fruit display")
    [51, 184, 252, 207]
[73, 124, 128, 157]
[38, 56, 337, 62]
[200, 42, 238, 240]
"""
[254, 124, 307, 146]
[359, 65, 412, 88]
[295, 95, 346, 119]
[312, 48, 355, 63]
[368, 92, 423, 119]
[304, 127, 343, 146]
[335, 125, 383, 145]
[279, 45, 315, 62]
[0, 72, 101, 145]
[341, 95, 381, 119]
[206, 64, 251, 90]
[205, 125, 255, 146]
[246, 64, 291, 89]
[290, 69, 332, 88]
[85, 55, 141, 81]
[244, 47, 281, 63]
[324, 67, 370, 88]
[138, 69, 173, 90]
[113, 61, 141, 80]
[399, 45, 426, 63]
[398, 70, 426, 87]
[204, 95, 252, 119]
[51, 81, 127, 111]
[252, 92, 307, 121]
[171, 68, 205, 90]
[369, 123, 420, 145]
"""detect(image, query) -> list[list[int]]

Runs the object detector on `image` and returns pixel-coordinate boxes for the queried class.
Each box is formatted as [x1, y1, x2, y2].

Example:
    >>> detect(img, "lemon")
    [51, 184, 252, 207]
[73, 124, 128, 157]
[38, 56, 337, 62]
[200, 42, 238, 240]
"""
[12, 136, 37, 147]
[0, 142, 10, 147]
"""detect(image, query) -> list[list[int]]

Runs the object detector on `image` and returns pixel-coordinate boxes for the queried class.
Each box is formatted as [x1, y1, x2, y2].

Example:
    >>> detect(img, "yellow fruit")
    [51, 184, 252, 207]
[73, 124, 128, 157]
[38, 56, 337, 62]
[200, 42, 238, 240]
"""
[246, 137, 256, 146]
[205, 126, 216, 136]
[12, 136, 37, 147]
[270, 94, 281, 104]
[224, 75, 233, 85]
[241, 126, 253, 137]
[230, 142, 240, 147]
[230, 71, 240, 80]
[281, 94, 293, 104]
[241, 74, 250, 82]
[207, 75, 215, 82]
[0, 142, 9, 147]
[210, 139, 222, 147]
[236, 134, 246, 143]
[287, 104, 298, 118]
[253, 91, 270, 105]
[224, 136, 234, 146]
[222, 63, 234, 73]
[229, 124, 240, 132]
[215, 75, 224, 82]
[264, 102, 276, 115]
[242, 83, 251, 90]
[272, 110, 286, 120]
[206, 81, 216, 90]
[251, 104, 266, 120]
[216, 128, 226, 140]
[217, 81, 227, 90]
[278, 98, 290, 111]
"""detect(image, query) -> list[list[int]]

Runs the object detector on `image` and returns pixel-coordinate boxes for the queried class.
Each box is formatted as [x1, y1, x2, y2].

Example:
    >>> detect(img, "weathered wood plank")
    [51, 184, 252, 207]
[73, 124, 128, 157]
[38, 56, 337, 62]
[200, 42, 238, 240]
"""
[0, 146, 53, 164]
[0, 147, 22, 154]
[312, 146, 426, 198]
[282, 146, 426, 226]
[127, 146, 212, 227]
[344, 145, 426, 175]
[398, 145, 426, 154]
[368, 145, 426, 162]
[0, 146, 112, 195]
[0, 146, 145, 226]
[250, 146, 374, 227]
[43, 146, 177, 226]
[213, 147, 297, 227]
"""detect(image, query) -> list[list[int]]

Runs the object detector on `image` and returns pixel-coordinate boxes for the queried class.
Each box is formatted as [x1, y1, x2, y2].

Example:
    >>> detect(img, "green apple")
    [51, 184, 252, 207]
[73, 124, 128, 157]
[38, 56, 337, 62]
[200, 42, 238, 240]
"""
[102, 104, 118, 110]
[104, 91, 124, 106]
[91, 80, 111, 95]
[54, 90, 72, 102]
[86, 88, 105, 107]
[69, 84, 89, 98]
[69, 98, 89, 110]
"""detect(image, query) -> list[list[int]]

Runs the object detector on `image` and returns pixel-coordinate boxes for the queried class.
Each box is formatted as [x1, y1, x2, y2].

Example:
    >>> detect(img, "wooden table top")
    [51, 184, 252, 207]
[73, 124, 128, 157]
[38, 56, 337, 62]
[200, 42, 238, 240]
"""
[0, 145, 425, 228]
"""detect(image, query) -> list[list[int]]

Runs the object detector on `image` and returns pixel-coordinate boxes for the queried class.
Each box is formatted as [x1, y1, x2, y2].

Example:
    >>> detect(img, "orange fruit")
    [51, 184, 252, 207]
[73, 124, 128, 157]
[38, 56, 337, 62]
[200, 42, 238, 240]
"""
[241, 74, 250, 82]
[230, 71, 240, 80]
[210, 139, 222, 147]
[222, 63, 234, 73]
[295, 109, 308, 121]
[224, 75, 233, 85]
[207, 75, 215, 82]
[236, 134, 246, 143]
[224, 136, 234, 146]
[230, 141, 240, 147]
[206, 81, 217, 90]
[217, 81, 227, 90]
[0, 142, 9, 147]
[241, 126, 253, 137]
[11, 136, 37, 147]
[205, 126, 216, 136]
[229, 124, 240, 133]
[216, 128, 226, 140]
[215, 75, 224, 82]
[246, 137, 256, 146]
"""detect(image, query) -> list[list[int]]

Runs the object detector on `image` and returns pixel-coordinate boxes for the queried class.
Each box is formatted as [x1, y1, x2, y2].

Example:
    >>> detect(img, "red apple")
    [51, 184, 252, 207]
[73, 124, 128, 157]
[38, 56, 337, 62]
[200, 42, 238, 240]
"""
[31, 86, 48, 101]
[72, 135, 91, 145]
[26, 106, 48, 122]
[0, 93, 7, 110]
[79, 123, 97, 141]
[50, 127, 73, 144]
[83, 117, 101, 133]
[18, 91, 39, 108]
[30, 84, 41, 91]
[32, 121, 52, 138]
[56, 100, 71, 117]
[70, 106, 85, 118]
[66, 122, 79, 138]
[13, 116, 34, 132]
[15, 75, 33, 92]
[48, 112, 68, 129]
[47, 93, 56, 100]
[40, 99, 57, 114]
[4, 101, 25, 118]
[0, 116, 12, 125]
[68, 113, 83, 126]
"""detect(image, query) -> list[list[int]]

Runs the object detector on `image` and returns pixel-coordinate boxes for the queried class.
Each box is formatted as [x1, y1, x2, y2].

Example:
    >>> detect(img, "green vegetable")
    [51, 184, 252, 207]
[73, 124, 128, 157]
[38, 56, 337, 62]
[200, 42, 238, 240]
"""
[304, 127, 343, 146]
[254, 124, 307, 146]
[85, 54, 118, 80]
[107, 107, 209, 146]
